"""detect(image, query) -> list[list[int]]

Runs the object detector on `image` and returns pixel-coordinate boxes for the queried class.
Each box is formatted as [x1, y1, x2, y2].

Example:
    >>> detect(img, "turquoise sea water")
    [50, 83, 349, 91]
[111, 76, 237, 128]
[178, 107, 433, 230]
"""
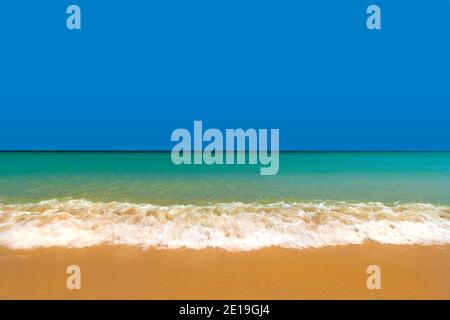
[1, 152, 449, 250]
[0, 152, 449, 205]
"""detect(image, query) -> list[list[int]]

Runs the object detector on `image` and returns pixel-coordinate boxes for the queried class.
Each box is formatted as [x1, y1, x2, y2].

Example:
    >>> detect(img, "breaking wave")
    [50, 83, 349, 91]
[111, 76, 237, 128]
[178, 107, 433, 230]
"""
[0, 199, 449, 251]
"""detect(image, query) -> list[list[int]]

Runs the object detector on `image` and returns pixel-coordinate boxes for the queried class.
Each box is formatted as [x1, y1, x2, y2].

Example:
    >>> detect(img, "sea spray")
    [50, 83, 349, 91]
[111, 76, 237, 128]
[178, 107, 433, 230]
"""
[1, 199, 449, 250]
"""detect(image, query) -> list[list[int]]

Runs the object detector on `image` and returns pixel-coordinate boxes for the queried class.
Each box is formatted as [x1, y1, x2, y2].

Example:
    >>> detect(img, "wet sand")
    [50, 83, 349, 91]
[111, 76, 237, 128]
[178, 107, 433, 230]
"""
[0, 243, 449, 300]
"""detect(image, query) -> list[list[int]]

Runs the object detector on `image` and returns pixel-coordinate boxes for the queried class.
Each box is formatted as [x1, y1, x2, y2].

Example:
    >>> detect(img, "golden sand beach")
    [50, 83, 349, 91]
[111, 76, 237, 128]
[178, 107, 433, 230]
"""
[1, 243, 449, 300]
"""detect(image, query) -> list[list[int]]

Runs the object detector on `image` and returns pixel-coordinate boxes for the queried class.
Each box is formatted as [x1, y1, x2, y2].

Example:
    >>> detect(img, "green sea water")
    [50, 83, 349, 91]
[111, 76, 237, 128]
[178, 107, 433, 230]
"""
[1, 152, 450, 250]
[0, 152, 448, 205]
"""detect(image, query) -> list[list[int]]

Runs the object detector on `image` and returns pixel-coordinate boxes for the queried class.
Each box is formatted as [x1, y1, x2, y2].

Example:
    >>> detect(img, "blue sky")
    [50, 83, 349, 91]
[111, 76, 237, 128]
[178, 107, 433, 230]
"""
[0, 1, 449, 150]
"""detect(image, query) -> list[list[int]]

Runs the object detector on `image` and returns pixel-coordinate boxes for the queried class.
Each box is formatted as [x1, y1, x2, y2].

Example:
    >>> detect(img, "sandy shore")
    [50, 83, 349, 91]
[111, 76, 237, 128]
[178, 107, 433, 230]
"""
[0, 243, 449, 299]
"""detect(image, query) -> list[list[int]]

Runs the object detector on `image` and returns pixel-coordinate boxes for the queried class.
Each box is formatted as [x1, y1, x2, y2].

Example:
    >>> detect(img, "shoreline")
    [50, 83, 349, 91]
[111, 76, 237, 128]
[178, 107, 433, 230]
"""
[1, 243, 449, 300]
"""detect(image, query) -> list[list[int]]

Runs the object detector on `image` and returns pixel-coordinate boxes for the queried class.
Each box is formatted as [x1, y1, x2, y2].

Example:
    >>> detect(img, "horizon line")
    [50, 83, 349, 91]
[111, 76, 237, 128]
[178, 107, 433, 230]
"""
[0, 150, 449, 153]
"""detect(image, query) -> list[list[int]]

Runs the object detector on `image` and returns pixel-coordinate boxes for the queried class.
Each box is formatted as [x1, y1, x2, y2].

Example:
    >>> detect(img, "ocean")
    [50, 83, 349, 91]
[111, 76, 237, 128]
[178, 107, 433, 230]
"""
[0, 152, 449, 250]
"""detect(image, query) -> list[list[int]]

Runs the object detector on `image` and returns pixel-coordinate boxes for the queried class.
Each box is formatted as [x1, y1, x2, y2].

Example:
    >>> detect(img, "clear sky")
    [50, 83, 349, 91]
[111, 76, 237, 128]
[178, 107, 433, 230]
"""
[0, 1, 449, 150]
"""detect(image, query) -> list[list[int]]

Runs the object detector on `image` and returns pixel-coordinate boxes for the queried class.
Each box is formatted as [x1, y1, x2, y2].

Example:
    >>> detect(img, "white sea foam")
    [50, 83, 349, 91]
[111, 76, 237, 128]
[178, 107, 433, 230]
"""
[0, 199, 449, 251]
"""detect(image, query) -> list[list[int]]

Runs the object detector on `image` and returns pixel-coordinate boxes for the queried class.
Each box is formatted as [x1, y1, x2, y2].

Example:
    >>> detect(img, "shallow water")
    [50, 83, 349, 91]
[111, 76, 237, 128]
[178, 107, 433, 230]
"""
[0, 152, 449, 205]
[0, 152, 449, 250]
